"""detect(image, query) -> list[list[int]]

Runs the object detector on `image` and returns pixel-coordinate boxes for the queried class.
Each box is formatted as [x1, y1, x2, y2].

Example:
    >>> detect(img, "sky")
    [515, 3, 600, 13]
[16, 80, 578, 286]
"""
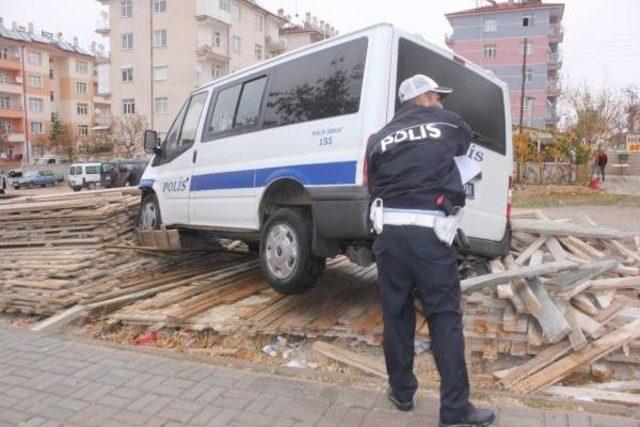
[0, 0, 638, 92]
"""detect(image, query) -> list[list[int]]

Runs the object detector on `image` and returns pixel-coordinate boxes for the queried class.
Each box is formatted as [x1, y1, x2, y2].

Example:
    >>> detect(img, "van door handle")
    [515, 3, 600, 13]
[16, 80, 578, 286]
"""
[192, 150, 197, 163]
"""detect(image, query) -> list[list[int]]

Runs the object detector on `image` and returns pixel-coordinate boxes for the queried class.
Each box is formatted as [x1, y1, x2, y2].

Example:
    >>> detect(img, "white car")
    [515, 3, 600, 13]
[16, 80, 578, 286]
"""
[68, 163, 102, 191]
[138, 23, 513, 294]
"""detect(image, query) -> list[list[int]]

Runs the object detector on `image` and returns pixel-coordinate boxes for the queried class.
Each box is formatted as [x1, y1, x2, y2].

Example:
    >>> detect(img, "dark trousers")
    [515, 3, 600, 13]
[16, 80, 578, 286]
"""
[596, 165, 606, 181]
[373, 225, 470, 422]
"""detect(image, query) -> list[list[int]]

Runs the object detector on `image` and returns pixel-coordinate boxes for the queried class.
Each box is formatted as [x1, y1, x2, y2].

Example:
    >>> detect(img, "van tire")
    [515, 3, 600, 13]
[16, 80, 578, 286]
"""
[138, 193, 161, 230]
[260, 208, 325, 295]
[72, 186, 81, 192]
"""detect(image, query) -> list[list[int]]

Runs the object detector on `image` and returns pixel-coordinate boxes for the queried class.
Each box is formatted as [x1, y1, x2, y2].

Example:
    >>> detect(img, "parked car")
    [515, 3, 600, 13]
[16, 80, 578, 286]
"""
[13, 171, 58, 189]
[138, 23, 513, 295]
[102, 160, 148, 188]
[68, 163, 102, 191]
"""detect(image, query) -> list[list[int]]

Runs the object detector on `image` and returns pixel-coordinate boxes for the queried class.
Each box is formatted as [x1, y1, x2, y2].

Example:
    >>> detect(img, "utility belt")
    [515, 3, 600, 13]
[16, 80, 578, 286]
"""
[369, 198, 466, 247]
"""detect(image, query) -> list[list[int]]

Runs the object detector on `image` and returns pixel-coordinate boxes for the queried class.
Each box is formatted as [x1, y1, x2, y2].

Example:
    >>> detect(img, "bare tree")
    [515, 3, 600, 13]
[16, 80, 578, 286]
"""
[561, 83, 626, 147]
[111, 114, 147, 159]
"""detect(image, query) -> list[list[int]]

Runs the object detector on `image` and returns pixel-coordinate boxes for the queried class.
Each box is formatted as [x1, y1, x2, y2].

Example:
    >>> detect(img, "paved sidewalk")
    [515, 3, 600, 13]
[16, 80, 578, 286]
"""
[0, 327, 638, 427]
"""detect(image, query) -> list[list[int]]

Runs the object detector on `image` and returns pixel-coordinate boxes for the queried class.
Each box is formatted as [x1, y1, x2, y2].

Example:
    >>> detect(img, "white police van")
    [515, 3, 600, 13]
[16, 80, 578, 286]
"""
[139, 23, 513, 295]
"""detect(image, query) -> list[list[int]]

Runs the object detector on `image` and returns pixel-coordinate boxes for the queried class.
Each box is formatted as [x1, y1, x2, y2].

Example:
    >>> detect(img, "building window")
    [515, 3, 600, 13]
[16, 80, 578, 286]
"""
[153, 65, 168, 81]
[483, 44, 497, 59]
[231, 4, 241, 22]
[76, 81, 88, 94]
[122, 98, 135, 115]
[121, 0, 132, 17]
[27, 51, 42, 66]
[50, 91, 54, 101]
[122, 33, 134, 50]
[76, 60, 89, 74]
[483, 19, 497, 32]
[522, 15, 534, 27]
[219, 0, 230, 12]
[0, 47, 7, 59]
[232, 36, 241, 53]
[30, 122, 44, 134]
[78, 125, 89, 136]
[254, 44, 262, 60]
[0, 120, 11, 133]
[522, 41, 534, 55]
[154, 97, 168, 114]
[0, 96, 10, 109]
[28, 75, 43, 88]
[77, 103, 88, 115]
[212, 63, 222, 78]
[49, 68, 53, 78]
[213, 31, 221, 47]
[525, 69, 533, 83]
[154, 0, 166, 13]
[154, 30, 167, 48]
[29, 98, 44, 112]
[121, 67, 133, 82]
[254, 14, 263, 32]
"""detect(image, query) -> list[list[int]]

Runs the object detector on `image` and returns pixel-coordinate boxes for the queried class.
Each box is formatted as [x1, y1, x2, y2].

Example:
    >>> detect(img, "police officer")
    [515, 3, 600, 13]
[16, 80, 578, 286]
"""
[366, 74, 495, 427]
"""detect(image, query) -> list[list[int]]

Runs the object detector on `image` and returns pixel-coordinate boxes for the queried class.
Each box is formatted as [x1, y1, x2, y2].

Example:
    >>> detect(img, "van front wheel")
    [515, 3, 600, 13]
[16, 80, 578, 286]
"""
[138, 193, 161, 230]
[260, 208, 325, 295]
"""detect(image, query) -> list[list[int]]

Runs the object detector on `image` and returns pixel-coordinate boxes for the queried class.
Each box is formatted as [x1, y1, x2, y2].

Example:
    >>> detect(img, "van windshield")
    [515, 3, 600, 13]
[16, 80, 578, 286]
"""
[396, 38, 506, 154]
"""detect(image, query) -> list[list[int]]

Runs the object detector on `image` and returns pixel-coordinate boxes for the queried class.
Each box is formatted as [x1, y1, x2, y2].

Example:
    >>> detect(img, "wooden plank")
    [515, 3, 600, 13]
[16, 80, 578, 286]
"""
[544, 386, 640, 407]
[563, 306, 588, 351]
[312, 341, 387, 379]
[611, 240, 640, 263]
[29, 305, 87, 332]
[578, 381, 640, 392]
[461, 260, 577, 293]
[571, 294, 600, 317]
[588, 277, 640, 292]
[514, 236, 548, 267]
[498, 340, 573, 389]
[511, 219, 633, 240]
[566, 306, 604, 339]
[510, 318, 640, 394]
[545, 237, 568, 261]
[525, 277, 572, 343]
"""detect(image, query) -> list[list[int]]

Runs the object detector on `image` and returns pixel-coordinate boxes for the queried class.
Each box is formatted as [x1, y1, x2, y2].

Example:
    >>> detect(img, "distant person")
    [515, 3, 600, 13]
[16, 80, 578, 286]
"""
[0, 171, 7, 195]
[596, 148, 608, 181]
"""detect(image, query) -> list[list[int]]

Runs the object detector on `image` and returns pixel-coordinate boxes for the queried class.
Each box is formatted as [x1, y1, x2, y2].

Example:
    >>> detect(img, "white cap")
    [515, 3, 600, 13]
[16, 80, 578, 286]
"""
[398, 74, 453, 103]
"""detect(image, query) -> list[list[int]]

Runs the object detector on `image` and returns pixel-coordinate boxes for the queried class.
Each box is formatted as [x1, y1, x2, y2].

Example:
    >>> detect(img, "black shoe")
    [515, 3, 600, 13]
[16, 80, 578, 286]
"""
[386, 388, 414, 412]
[439, 404, 495, 427]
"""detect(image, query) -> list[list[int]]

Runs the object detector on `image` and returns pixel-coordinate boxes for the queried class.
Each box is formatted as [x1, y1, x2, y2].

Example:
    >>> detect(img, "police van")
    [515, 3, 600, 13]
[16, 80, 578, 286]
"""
[139, 23, 513, 295]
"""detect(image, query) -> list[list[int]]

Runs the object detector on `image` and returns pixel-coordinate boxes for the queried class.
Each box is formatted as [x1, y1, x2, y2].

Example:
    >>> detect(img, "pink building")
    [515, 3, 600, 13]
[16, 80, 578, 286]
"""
[445, 0, 564, 130]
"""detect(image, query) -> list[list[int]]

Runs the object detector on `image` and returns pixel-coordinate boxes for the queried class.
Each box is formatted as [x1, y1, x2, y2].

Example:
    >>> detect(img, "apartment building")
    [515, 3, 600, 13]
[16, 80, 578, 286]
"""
[97, 0, 335, 134]
[0, 20, 107, 163]
[445, 0, 564, 130]
[279, 12, 336, 51]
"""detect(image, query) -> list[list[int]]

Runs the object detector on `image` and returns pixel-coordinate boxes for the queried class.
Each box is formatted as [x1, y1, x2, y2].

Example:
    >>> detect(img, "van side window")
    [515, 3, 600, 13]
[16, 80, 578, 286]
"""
[209, 85, 241, 133]
[86, 166, 99, 174]
[235, 77, 267, 128]
[164, 100, 190, 154]
[178, 92, 208, 147]
[263, 37, 368, 128]
[206, 76, 267, 136]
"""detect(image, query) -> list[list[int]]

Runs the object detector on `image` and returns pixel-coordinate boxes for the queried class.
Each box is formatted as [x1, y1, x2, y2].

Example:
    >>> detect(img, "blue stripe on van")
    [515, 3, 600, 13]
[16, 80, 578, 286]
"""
[139, 179, 155, 188]
[190, 161, 357, 191]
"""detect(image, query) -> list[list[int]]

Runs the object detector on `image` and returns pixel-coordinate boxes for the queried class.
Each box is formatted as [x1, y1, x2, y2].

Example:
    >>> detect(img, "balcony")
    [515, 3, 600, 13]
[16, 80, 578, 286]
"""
[96, 17, 110, 35]
[0, 105, 24, 119]
[266, 34, 287, 53]
[195, 0, 232, 25]
[544, 110, 559, 126]
[549, 23, 564, 42]
[196, 39, 230, 63]
[0, 57, 22, 71]
[547, 51, 563, 69]
[547, 79, 561, 97]
[93, 114, 111, 126]
[7, 132, 25, 143]
[0, 80, 23, 95]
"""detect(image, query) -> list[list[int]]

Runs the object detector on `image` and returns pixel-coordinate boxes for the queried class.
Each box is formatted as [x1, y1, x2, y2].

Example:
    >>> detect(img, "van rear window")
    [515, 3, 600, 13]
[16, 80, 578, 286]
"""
[397, 38, 506, 154]
[263, 37, 368, 128]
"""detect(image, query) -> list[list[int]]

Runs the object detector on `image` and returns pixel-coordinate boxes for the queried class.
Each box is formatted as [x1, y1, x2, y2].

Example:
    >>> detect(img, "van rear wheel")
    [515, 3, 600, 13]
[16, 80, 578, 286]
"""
[260, 208, 325, 295]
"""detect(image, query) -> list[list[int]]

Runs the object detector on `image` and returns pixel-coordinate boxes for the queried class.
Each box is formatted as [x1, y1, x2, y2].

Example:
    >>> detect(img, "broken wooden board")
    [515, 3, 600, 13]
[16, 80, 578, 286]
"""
[544, 386, 640, 407]
[511, 219, 633, 240]
[312, 341, 387, 379]
[510, 318, 640, 394]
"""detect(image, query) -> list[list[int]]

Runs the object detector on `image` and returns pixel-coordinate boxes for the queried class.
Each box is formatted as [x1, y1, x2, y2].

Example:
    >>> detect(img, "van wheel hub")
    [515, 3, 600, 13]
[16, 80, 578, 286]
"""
[265, 224, 298, 279]
[141, 202, 157, 229]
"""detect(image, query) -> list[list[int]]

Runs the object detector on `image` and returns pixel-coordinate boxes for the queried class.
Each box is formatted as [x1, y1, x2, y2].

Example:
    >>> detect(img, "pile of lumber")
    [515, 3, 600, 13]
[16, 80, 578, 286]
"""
[0, 188, 141, 248]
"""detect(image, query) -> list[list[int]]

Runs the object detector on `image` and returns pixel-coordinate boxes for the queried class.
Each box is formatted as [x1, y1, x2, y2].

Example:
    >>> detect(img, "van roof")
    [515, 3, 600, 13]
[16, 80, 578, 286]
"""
[194, 22, 507, 93]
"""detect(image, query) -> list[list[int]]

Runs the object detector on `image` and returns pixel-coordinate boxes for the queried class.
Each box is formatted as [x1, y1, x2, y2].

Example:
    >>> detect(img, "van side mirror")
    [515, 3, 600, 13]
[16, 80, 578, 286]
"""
[143, 129, 160, 155]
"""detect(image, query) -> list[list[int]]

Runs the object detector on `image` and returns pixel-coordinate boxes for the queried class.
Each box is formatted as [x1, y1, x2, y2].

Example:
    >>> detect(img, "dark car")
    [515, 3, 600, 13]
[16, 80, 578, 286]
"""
[102, 160, 147, 188]
[13, 171, 58, 189]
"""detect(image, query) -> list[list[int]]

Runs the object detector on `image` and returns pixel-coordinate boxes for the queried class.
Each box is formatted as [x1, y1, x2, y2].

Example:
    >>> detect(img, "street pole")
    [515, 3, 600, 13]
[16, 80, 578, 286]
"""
[518, 37, 528, 134]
